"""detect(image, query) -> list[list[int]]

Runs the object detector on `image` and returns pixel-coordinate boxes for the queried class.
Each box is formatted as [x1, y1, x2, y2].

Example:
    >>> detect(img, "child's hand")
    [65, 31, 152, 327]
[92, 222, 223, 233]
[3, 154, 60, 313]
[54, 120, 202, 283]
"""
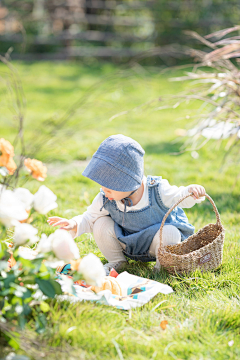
[188, 185, 206, 199]
[47, 216, 77, 232]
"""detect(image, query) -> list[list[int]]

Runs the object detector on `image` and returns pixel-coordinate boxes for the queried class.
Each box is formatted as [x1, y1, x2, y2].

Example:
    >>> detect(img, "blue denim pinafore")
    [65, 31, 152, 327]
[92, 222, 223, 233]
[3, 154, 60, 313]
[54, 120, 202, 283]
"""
[102, 176, 194, 262]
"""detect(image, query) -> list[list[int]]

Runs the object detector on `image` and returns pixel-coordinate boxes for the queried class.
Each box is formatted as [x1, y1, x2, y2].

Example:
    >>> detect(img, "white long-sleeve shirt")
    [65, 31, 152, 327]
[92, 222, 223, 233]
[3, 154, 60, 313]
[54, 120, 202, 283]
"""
[71, 177, 204, 238]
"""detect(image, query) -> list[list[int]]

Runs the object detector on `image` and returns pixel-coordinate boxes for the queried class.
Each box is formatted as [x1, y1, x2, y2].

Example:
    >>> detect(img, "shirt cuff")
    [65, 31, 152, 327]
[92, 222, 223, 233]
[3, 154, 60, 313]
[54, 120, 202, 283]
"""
[70, 216, 83, 239]
[183, 187, 205, 207]
[175, 187, 205, 208]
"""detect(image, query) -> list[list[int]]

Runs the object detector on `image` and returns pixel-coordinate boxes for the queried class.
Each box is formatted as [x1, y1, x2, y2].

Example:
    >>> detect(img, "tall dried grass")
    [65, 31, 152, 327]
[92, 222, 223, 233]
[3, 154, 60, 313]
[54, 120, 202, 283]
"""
[171, 26, 240, 162]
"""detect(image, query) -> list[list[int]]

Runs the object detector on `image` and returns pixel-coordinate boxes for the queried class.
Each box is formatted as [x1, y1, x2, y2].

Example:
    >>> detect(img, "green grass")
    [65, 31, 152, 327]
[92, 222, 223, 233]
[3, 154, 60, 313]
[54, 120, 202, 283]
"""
[0, 61, 240, 359]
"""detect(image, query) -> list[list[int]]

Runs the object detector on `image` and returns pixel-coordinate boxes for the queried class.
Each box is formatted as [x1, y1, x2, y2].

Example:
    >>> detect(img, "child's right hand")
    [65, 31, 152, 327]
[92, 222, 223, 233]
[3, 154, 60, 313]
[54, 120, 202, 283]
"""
[47, 216, 77, 232]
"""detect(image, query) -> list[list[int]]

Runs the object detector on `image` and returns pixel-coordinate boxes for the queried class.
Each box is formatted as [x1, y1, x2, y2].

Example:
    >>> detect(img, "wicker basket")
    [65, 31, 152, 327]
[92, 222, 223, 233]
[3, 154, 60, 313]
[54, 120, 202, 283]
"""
[157, 193, 225, 275]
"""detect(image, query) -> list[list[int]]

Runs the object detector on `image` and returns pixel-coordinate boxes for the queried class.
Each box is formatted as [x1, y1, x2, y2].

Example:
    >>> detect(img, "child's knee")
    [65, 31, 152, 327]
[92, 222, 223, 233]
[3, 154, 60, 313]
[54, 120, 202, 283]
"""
[162, 225, 181, 246]
[93, 216, 115, 239]
[150, 225, 181, 259]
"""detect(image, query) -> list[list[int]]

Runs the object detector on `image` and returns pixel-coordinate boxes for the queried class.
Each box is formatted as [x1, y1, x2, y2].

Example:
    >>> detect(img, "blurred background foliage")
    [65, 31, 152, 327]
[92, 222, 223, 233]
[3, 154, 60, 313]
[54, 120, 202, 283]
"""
[0, 0, 240, 64]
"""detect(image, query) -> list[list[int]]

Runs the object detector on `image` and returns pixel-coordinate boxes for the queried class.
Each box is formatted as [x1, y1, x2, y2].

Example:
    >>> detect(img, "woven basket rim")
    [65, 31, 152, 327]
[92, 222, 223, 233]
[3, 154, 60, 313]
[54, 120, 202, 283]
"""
[159, 223, 225, 259]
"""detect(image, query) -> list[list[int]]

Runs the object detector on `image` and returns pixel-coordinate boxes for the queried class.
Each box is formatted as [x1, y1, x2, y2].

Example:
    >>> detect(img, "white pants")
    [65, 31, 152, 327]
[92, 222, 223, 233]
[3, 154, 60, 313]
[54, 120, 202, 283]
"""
[93, 216, 181, 266]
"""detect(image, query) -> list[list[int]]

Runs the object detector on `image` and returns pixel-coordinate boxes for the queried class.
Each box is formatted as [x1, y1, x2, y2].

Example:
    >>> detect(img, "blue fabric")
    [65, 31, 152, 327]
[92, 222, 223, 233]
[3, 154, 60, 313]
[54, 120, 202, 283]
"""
[100, 189, 138, 227]
[102, 176, 195, 262]
[82, 134, 144, 191]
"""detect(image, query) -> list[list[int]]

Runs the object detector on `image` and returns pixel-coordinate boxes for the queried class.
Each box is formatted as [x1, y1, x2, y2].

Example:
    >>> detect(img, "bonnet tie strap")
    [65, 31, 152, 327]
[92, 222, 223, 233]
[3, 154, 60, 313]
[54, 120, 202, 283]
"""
[122, 196, 133, 227]
[121, 189, 138, 226]
[100, 198, 110, 212]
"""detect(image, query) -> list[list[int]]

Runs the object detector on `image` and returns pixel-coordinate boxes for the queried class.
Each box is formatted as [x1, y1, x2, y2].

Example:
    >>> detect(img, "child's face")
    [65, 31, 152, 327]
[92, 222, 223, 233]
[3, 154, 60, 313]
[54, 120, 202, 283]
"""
[101, 186, 132, 201]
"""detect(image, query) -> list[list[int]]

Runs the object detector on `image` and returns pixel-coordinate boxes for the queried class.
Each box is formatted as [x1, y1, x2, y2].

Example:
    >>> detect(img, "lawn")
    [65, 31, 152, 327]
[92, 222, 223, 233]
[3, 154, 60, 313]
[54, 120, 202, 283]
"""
[0, 61, 240, 359]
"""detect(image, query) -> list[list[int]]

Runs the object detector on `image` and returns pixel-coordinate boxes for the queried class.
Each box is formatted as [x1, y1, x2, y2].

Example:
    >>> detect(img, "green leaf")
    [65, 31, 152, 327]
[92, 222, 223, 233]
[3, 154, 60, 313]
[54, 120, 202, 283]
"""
[11, 296, 22, 305]
[40, 301, 50, 312]
[48, 279, 62, 295]
[22, 288, 32, 300]
[0, 288, 10, 296]
[35, 278, 56, 298]
[39, 262, 48, 273]
[21, 275, 35, 285]
[19, 258, 35, 269]
[19, 314, 26, 329]
[72, 272, 81, 282]
[13, 248, 19, 259]
[0, 299, 4, 309]
[38, 271, 50, 280]
[32, 257, 45, 273]
[35, 313, 47, 334]
[35, 261, 50, 279]
[23, 304, 32, 316]
[3, 273, 16, 288]
[0, 241, 8, 258]
[8, 337, 20, 350]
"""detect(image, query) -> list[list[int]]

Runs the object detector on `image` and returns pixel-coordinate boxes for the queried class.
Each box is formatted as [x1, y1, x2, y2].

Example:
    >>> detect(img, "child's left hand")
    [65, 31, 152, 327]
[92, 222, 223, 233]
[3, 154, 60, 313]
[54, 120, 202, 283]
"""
[188, 185, 206, 199]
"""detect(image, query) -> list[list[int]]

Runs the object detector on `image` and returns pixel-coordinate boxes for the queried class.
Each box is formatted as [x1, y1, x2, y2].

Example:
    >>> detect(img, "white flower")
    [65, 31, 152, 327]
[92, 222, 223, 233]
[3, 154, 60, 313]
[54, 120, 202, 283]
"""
[0, 167, 8, 176]
[51, 229, 80, 261]
[36, 230, 79, 262]
[191, 151, 199, 159]
[36, 233, 52, 253]
[15, 305, 23, 314]
[14, 187, 34, 211]
[18, 246, 38, 260]
[0, 189, 28, 227]
[44, 259, 65, 268]
[33, 185, 58, 214]
[6, 352, 16, 360]
[60, 275, 74, 294]
[13, 223, 38, 246]
[78, 253, 105, 286]
[219, 91, 226, 98]
[32, 289, 46, 300]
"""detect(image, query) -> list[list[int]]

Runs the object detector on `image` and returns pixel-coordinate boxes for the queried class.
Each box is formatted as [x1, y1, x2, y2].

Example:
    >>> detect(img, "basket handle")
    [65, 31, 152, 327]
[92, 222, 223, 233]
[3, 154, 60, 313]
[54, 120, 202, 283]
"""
[159, 193, 222, 250]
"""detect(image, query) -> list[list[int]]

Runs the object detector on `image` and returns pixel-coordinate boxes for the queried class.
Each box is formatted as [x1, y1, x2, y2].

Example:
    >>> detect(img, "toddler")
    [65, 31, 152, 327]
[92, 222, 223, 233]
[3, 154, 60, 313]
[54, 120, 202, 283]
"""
[48, 135, 206, 275]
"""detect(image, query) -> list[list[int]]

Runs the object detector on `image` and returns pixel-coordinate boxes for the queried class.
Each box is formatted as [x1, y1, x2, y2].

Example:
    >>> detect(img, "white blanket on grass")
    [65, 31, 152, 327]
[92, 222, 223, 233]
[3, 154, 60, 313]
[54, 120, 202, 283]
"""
[58, 271, 173, 310]
[16, 246, 173, 310]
